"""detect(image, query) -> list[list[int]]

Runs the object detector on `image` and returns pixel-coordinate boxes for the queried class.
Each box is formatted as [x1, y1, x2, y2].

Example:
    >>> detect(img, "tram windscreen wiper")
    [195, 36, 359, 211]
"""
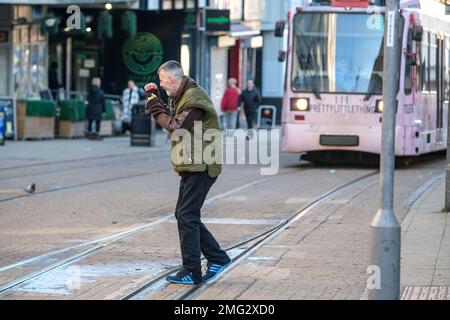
[363, 83, 383, 101]
[312, 84, 322, 100]
[296, 49, 322, 99]
[308, 67, 322, 100]
[363, 72, 383, 101]
[363, 89, 375, 101]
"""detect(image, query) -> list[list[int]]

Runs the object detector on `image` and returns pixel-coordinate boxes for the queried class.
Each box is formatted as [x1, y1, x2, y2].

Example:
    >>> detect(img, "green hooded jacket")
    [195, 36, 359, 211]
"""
[170, 82, 222, 178]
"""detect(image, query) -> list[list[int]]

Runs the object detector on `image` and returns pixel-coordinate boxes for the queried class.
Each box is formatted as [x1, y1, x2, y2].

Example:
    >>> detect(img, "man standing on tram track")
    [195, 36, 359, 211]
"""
[144, 60, 231, 285]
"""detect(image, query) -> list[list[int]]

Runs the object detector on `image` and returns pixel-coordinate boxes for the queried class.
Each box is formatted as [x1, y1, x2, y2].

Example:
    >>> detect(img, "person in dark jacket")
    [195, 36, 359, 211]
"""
[239, 79, 261, 135]
[86, 77, 105, 140]
[48, 61, 61, 91]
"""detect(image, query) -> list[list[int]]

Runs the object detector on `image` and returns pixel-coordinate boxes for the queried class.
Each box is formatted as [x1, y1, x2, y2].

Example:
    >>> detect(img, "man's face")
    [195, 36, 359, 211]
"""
[128, 81, 135, 89]
[247, 80, 254, 90]
[159, 70, 178, 96]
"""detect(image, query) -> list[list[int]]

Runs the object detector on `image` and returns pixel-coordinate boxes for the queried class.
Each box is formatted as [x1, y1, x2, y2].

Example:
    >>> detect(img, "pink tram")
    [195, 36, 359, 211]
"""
[280, 0, 450, 162]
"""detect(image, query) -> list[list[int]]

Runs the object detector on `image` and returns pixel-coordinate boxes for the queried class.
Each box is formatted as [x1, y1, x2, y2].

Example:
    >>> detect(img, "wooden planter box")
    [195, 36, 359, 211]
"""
[59, 121, 85, 138]
[100, 120, 112, 137]
[17, 101, 55, 140]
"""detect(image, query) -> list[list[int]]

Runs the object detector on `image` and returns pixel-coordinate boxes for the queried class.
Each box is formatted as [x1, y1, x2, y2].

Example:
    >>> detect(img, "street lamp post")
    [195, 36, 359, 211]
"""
[444, 0, 450, 211]
[368, 0, 402, 300]
[446, 71, 450, 210]
[192, 0, 206, 85]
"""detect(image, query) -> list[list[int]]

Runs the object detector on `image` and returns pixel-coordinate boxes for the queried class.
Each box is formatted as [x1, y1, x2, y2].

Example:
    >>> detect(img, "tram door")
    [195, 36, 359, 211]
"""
[437, 37, 444, 141]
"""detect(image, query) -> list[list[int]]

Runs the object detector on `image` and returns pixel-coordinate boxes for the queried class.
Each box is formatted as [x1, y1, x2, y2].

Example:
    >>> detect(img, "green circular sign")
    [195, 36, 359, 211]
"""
[185, 14, 196, 25]
[122, 32, 163, 75]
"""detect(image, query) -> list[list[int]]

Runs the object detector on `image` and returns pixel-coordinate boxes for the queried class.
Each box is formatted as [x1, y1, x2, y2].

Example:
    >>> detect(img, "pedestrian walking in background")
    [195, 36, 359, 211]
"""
[220, 78, 240, 134]
[144, 60, 231, 285]
[86, 77, 105, 140]
[48, 61, 64, 101]
[121, 80, 141, 133]
[239, 79, 261, 138]
[48, 61, 62, 92]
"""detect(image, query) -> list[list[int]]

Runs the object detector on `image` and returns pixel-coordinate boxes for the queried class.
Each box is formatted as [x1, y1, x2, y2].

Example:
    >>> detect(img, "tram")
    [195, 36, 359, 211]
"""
[279, 0, 450, 162]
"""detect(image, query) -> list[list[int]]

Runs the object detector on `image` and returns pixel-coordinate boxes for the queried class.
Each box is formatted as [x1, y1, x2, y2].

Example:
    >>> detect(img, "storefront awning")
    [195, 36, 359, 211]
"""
[230, 22, 260, 38]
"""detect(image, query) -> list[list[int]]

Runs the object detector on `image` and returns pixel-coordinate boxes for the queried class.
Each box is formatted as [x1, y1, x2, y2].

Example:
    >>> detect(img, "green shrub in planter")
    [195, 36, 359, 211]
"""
[25, 100, 56, 117]
[59, 100, 86, 122]
[102, 100, 114, 121]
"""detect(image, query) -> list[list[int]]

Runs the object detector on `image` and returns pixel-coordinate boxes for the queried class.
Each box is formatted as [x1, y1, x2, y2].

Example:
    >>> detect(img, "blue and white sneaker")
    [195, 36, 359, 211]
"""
[202, 262, 230, 282]
[166, 269, 202, 285]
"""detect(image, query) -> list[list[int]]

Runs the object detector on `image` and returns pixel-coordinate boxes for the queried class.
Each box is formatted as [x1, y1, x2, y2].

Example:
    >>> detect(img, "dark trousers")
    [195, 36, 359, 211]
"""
[245, 110, 255, 129]
[175, 171, 231, 281]
[87, 119, 101, 133]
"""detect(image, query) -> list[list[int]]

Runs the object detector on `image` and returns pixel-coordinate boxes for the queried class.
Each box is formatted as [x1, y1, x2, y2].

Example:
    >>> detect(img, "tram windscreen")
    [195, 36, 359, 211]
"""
[291, 12, 384, 94]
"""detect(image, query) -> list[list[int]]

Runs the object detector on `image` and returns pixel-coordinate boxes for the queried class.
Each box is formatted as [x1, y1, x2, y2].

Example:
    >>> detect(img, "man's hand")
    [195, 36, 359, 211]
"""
[144, 83, 161, 99]
[144, 94, 162, 114]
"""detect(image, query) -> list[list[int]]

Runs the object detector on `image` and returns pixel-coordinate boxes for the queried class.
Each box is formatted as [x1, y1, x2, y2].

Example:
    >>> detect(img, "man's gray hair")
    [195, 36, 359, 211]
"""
[158, 60, 184, 80]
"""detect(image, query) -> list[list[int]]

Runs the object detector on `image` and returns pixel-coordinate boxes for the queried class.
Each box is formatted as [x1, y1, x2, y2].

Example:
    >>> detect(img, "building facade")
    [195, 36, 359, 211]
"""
[0, 0, 285, 139]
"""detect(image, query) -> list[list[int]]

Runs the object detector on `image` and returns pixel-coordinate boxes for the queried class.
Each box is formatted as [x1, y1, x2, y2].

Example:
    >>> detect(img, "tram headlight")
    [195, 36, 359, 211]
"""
[291, 98, 309, 111]
[375, 100, 384, 113]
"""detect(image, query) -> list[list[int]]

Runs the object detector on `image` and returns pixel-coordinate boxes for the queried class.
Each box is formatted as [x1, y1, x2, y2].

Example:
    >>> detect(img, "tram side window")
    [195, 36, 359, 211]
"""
[445, 37, 450, 102]
[416, 39, 422, 91]
[429, 34, 437, 92]
[404, 29, 413, 95]
[421, 32, 429, 92]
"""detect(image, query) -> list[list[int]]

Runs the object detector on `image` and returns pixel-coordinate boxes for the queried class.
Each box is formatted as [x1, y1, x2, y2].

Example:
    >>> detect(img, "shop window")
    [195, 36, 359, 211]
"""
[162, 0, 173, 10]
[0, 45, 8, 96]
[12, 25, 46, 99]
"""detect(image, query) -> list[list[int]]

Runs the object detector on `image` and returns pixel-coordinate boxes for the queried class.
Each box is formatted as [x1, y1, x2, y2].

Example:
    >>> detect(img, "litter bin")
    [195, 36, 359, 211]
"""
[130, 102, 155, 147]
[0, 107, 6, 145]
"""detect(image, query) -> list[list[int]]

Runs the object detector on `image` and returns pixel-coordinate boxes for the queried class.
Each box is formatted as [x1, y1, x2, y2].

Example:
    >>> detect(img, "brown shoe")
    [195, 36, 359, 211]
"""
[94, 133, 103, 140]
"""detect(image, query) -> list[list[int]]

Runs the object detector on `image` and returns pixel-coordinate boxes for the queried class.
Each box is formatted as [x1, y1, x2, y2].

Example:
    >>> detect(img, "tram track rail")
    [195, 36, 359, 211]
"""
[0, 146, 171, 200]
[121, 221, 285, 300]
[0, 152, 170, 183]
[0, 163, 312, 205]
[0, 150, 156, 172]
[0, 178, 273, 295]
[178, 167, 445, 301]
[0, 161, 443, 300]
[0, 166, 173, 203]
[0, 139, 285, 200]
[0, 163, 314, 274]
[0, 163, 317, 297]
[121, 171, 380, 300]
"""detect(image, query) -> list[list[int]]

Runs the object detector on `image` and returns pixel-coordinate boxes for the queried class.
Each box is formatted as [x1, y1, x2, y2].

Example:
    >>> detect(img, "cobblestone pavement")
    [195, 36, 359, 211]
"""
[192, 158, 446, 300]
[0, 133, 446, 299]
